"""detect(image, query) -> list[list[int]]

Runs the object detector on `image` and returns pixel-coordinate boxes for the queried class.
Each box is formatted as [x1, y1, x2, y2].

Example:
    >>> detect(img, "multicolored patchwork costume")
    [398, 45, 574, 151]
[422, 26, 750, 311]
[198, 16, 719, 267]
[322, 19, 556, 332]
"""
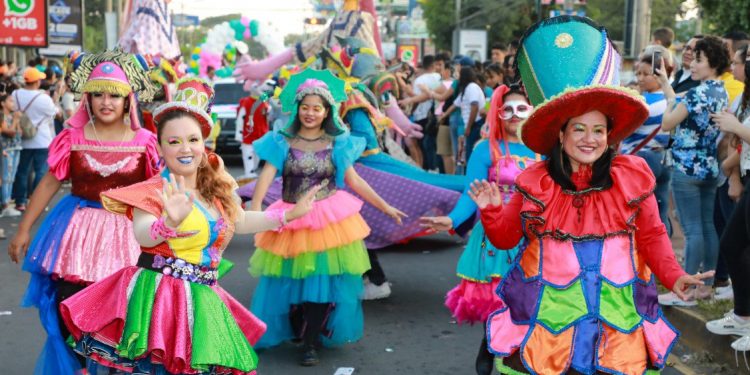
[480, 156, 685, 374]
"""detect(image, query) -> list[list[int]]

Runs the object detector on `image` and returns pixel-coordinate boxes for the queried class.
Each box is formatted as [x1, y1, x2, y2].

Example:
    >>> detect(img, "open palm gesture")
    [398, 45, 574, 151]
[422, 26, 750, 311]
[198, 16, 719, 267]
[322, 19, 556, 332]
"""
[158, 174, 194, 228]
[467, 179, 502, 210]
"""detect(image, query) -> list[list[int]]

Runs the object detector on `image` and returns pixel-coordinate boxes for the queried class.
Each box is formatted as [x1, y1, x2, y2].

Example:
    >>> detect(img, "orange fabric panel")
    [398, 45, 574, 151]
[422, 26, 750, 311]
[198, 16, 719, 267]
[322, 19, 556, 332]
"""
[598, 324, 647, 375]
[520, 238, 541, 279]
[254, 214, 371, 257]
[522, 325, 574, 374]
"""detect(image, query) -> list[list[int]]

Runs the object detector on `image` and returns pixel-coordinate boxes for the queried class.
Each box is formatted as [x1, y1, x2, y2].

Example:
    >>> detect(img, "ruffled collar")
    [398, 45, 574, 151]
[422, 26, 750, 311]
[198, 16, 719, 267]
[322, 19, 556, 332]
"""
[515, 155, 655, 241]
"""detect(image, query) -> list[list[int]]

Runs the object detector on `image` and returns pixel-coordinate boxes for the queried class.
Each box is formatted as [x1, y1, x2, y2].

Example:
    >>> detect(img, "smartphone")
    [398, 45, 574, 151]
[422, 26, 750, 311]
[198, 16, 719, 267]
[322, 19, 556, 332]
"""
[652, 50, 662, 74]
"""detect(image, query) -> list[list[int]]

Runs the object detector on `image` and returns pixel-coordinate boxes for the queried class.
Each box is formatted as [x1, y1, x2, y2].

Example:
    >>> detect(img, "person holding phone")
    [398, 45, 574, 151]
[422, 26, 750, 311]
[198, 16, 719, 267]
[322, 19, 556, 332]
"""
[655, 35, 731, 306]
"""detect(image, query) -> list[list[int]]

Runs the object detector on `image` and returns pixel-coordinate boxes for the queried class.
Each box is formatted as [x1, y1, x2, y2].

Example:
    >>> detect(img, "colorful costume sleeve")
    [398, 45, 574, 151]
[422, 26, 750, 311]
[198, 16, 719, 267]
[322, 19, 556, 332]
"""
[634, 194, 686, 290]
[253, 131, 290, 176]
[448, 140, 491, 228]
[139, 129, 161, 178]
[332, 133, 366, 187]
[47, 128, 74, 181]
[479, 193, 524, 249]
[101, 173, 165, 218]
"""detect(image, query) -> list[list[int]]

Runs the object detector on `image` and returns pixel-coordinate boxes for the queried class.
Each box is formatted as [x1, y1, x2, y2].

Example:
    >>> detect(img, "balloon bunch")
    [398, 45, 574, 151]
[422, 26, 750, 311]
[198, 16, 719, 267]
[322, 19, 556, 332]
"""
[187, 17, 285, 79]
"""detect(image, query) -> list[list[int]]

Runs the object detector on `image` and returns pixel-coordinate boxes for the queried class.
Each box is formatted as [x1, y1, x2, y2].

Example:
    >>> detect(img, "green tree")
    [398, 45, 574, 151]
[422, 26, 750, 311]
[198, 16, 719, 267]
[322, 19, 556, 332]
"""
[83, 0, 106, 52]
[697, 0, 750, 35]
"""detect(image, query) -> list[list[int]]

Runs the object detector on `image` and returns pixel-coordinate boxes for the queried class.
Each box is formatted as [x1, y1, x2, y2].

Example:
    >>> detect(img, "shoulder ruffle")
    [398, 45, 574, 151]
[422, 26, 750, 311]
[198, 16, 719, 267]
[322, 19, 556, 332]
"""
[47, 128, 77, 181]
[252, 131, 290, 174]
[515, 155, 656, 240]
[101, 173, 164, 218]
[332, 132, 366, 186]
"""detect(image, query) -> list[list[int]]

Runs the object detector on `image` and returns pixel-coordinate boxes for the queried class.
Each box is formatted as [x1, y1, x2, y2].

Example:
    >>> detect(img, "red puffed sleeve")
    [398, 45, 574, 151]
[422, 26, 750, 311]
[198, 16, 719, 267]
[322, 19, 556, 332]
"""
[137, 128, 161, 178]
[635, 194, 686, 290]
[479, 192, 524, 249]
[47, 128, 74, 181]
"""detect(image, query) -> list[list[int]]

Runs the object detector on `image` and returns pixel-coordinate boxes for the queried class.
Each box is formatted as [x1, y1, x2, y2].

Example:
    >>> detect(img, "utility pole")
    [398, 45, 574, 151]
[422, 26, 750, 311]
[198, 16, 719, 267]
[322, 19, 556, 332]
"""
[624, 0, 651, 57]
[105, 0, 119, 49]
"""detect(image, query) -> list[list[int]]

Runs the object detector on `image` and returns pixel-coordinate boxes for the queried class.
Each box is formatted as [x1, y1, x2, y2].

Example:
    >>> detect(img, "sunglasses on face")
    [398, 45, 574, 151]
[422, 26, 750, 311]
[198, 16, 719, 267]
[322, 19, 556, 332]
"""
[500, 100, 532, 120]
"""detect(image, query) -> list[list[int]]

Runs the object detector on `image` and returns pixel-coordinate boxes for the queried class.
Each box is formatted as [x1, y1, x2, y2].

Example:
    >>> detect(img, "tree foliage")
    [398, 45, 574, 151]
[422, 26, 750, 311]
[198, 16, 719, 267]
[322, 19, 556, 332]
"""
[421, 0, 692, 52]
[697, 0, 750, 35]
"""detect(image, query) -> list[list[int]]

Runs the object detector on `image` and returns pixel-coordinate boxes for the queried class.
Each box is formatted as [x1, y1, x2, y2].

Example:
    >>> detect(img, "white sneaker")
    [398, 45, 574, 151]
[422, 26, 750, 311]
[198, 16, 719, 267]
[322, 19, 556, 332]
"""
[707, 312, 750, 336]
[733, 336, 750, 351]
[658, 291, 697, 307]
[1, 207, 22, 217]
[715, 285, 734, 301]
[363, 278, 391, 300]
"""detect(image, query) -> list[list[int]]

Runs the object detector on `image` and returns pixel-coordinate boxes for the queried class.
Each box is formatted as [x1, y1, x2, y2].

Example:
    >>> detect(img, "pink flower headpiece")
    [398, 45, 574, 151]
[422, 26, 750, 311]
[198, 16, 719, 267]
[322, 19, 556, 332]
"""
[296, 79, 329, 94]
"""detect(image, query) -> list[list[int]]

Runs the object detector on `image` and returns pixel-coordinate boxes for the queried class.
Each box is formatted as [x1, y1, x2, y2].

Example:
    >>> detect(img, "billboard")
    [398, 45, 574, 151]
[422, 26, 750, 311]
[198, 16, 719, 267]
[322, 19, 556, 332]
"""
[0, 0, 48, 47]
[40, 0, 83, 55]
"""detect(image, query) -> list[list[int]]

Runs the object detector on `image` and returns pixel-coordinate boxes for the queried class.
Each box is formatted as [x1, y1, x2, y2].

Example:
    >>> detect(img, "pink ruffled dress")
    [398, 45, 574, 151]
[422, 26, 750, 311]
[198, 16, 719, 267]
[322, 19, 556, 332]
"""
[25, 127, 160, 284]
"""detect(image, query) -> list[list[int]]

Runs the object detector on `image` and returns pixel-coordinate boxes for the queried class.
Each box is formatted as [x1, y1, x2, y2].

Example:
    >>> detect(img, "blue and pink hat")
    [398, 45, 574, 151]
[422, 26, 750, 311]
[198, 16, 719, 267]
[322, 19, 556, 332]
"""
[516, 16, 648, 155]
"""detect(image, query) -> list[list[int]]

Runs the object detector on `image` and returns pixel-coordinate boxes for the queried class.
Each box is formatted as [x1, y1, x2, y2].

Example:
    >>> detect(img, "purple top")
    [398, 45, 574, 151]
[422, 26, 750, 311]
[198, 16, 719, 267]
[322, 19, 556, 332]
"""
[282, 147, 337, 203]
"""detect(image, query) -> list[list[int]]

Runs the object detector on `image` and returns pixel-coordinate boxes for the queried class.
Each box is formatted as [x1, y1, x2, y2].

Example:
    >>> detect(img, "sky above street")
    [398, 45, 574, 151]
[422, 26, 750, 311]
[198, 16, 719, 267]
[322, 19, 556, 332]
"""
[170, 0, 315, 36]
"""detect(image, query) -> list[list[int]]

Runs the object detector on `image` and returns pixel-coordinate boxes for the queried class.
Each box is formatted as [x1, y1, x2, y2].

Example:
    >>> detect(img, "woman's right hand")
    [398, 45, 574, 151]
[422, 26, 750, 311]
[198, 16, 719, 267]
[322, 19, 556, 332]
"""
[158, 174, 194, 228]
[8, 229, 30, 264]
[467, 179, 502, 210]
[419, 216, 453, 232]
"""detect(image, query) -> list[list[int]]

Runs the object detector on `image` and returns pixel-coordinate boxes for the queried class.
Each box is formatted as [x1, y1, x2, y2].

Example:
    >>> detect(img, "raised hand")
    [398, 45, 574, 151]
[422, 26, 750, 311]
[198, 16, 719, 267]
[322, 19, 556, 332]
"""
[672, 270, 716, 300]
[158, 174, 194, 228]
[419, 216, 453, 232]
[710, 110, 743, 134]
[467, 179, 502, 210]
[287, 185, 322, 221]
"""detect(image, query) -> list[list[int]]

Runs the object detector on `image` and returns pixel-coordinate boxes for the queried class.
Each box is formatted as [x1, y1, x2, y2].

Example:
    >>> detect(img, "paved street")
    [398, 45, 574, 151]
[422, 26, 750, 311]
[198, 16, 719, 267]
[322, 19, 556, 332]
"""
[0, 166, 688, 374]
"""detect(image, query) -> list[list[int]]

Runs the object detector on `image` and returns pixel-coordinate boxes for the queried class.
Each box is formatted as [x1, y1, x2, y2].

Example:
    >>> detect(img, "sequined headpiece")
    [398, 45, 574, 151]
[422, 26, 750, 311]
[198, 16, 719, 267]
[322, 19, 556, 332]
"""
[278, 68, 348, 136]
[153, 78, 215, 138]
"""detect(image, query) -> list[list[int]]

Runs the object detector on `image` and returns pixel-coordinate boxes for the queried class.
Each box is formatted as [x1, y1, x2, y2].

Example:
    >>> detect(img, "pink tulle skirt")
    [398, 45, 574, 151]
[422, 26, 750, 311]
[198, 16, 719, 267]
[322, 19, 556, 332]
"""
[266, 190, 363, 231]
[445, 278, 504, 324]
[50, 207, 141, 284]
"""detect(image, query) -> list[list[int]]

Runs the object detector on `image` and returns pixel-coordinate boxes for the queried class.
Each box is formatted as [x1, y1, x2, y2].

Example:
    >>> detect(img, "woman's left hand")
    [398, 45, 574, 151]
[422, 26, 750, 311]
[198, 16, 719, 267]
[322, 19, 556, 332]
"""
[383, 205, 407, 225]
[671, 271, 716, 300]
[654, 57, 671, 87]
[710, 110, 743, 134]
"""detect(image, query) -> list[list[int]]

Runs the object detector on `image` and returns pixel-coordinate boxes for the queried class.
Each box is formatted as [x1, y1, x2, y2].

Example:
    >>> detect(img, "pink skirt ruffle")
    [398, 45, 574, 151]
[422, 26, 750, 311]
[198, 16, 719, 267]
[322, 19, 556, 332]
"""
[60, 266, 266, 374]
[50, 207, 141, 283]
[445, 278, 504, 325]
[268, 190, 363, 231]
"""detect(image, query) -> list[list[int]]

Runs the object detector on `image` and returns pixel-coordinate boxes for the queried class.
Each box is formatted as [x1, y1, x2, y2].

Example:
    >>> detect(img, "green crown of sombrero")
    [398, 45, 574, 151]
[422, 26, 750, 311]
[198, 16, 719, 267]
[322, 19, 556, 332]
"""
[68, 47, 159, 102]
[279, 68, 349, 137]
[516, 16, 648, 155]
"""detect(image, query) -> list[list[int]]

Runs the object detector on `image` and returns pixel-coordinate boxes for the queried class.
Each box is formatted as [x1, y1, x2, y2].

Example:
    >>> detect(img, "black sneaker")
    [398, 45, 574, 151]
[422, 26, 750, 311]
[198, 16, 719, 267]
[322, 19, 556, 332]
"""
[300, 348, 320, 367]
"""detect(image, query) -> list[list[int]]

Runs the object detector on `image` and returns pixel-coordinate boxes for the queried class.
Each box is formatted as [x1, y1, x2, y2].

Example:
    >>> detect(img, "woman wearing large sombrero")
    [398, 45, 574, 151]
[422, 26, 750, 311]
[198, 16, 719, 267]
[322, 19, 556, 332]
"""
[468, 17, 711, 374]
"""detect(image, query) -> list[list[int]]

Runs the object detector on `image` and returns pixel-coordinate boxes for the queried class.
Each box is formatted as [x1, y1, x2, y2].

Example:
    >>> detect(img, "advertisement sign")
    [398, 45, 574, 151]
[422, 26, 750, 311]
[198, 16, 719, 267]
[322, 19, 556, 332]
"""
[40, 0, 82, 55]
[455, 29, 487, 62]
[0, 0, 48, 47]
[397, 44, 418, 67]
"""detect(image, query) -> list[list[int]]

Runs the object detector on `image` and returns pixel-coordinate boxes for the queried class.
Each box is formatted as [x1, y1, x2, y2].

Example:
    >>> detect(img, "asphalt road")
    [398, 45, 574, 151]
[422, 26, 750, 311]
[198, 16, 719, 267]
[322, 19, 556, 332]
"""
[0, 165, 688, 374]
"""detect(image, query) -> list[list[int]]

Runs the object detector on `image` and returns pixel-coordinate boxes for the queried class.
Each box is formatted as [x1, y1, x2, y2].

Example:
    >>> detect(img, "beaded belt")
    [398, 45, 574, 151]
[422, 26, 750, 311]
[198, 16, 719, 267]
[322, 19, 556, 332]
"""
[137, 253, 218, 286]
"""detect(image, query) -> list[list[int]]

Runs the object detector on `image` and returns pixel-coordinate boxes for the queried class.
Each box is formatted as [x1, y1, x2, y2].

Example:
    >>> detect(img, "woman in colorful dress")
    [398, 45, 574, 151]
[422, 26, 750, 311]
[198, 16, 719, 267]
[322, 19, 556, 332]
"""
[421, 84, 540, 375]
[469, 17, 710, 374]
[7, 48, 160, 374]
[59, 78, 319, 374]
[248, 69, 405, 366]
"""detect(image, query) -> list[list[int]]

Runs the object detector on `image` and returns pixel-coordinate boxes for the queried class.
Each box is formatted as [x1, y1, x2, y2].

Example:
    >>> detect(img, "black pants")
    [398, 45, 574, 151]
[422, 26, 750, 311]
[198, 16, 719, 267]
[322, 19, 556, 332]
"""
[290, 302, 331, 348]
[55, 280, 88, 367]
[713, 181, 735, 282]
[364, 249, 387, 286]
[719, 178, 750, 316]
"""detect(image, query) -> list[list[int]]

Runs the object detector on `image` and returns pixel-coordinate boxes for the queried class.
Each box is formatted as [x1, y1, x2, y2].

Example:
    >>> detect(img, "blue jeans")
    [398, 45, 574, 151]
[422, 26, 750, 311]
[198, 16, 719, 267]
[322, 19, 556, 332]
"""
[2, 149, 20, 205]
[448, 111, 464, 156]
[12, 148, 48, 205]
[636, 150, 672, 236]
[671, 169, 718, 284]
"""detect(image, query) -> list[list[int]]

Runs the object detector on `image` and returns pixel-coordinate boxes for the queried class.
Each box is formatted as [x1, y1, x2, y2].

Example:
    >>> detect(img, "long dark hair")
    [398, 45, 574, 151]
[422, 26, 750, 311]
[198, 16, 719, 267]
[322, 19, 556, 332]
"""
[547, 122, 616, 191]
[288, 94, 339, 136]
[456, 66, 478, 97]
[739, 44, 749, 114]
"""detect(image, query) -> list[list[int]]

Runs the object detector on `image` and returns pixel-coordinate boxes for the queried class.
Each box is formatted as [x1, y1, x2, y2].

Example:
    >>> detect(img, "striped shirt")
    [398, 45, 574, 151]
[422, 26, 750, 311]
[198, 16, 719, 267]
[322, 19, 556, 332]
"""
[620, 91, 670, 155]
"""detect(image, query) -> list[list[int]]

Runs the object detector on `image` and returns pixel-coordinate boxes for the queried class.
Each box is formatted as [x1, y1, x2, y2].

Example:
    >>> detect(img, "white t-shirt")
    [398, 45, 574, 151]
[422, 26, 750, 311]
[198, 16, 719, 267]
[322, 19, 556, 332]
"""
[60, 91, 77, 122]
[453, 82, 485, 126]
[411, 72, 442, 121]
[13, 88, 58, 149]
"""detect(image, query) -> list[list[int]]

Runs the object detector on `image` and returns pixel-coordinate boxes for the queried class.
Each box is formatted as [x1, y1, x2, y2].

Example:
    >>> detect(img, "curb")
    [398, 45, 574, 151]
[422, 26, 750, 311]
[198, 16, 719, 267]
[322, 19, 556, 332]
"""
[663, 305, 750, 374]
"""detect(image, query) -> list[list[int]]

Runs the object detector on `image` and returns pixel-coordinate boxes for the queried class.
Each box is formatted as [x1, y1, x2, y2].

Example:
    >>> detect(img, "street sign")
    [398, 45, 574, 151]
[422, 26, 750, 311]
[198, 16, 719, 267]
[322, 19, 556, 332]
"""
[40, 0, 82, 56]
[397, 44, 418, 67]
[172, 13, 199, 27]
[0, 0, 48, 47]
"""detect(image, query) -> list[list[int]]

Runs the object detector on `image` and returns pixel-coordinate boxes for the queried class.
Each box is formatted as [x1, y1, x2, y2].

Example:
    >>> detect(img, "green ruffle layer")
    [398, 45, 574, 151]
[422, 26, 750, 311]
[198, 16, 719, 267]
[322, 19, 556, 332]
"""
[249, 240, 370, 278]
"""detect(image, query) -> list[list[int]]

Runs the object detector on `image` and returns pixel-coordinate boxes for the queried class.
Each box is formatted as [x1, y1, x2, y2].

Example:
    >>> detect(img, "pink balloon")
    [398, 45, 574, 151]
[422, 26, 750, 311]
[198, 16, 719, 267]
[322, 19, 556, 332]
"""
[243, 29, 251, 39]
[240, 16, 251, 27]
